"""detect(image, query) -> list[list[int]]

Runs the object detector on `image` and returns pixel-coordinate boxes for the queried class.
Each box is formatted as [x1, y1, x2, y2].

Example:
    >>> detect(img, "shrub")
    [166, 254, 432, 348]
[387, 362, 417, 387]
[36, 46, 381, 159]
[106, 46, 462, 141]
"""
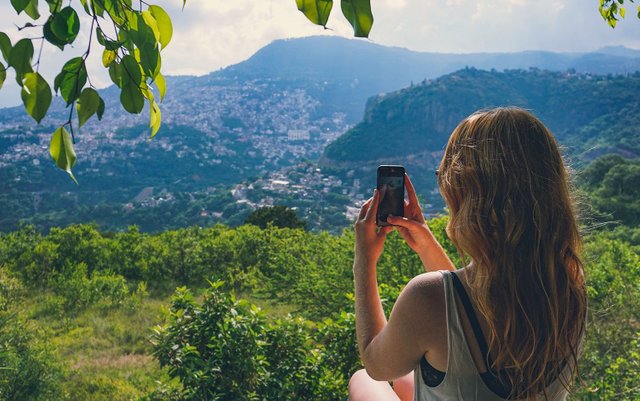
[150, 283, 348, 400]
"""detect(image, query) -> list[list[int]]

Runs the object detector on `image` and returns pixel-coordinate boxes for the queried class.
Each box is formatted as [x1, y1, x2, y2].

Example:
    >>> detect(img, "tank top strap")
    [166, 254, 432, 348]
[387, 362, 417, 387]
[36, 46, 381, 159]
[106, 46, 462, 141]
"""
[440, 270, 479, 376]
[450, 270, 495, 369]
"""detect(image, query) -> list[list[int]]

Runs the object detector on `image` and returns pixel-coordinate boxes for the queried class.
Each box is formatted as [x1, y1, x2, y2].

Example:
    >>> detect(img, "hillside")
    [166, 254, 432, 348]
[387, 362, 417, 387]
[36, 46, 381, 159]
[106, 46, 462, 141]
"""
[323, 68, 640, 181]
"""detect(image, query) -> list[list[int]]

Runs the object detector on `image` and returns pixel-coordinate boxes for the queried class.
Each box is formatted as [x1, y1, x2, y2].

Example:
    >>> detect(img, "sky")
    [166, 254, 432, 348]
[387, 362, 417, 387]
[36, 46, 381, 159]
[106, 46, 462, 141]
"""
[0, 0, 639, 108]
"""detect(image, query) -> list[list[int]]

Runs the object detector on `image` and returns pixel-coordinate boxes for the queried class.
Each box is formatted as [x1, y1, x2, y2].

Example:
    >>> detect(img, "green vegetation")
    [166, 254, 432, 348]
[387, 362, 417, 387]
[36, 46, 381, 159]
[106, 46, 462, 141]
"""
[0, 0, 181, 179]
[599, 0, 640, 27]
[0, 209, 637, 400]
[578, 155, 640, 226]
[295, 0, 374, 38]
[245, 206, 308, 230]
[324, 69, 640, 164]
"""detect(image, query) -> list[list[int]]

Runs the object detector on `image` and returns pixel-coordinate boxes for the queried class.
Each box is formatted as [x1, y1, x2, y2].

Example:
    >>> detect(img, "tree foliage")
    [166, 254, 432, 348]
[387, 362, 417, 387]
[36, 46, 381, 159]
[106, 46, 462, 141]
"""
[599, 0, 640, 27]
[245, 205, 308, 230]
[295, 0, 373, 37]
[0, 0, 180, 181]
[0, 217, 638, 399]
[579, 155, 640, 226]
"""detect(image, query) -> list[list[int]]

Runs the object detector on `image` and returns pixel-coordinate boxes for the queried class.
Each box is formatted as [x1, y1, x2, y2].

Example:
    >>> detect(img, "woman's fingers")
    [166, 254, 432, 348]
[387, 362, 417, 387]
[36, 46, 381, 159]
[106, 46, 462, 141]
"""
[358, 197, 373, 221]
[387, 215, 422, 230]
[364, 189, 380, 223]
[405, 174, 419, 205]
[378, 225, 394, 238]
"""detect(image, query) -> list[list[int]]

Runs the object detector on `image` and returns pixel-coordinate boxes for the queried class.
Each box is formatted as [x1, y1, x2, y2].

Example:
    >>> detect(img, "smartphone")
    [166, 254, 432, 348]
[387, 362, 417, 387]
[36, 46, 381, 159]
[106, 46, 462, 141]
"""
[376, 165, 405, 226]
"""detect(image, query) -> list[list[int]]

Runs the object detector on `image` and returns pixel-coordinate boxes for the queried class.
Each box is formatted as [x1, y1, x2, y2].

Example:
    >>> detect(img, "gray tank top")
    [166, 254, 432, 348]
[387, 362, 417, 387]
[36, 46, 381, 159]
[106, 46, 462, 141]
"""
[414, 271, 572, 401]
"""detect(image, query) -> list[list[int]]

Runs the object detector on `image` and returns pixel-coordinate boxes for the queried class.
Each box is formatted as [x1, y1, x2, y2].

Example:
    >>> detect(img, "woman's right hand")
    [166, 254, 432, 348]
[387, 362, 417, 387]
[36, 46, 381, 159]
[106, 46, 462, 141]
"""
[388, 174, 455, 271]
[387, 174, 430, 258]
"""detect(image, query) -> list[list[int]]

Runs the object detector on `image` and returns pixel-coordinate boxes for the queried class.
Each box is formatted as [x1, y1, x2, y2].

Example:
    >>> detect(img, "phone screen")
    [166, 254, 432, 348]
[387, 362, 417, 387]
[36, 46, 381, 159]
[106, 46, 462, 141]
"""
[376, 166, 405, 226]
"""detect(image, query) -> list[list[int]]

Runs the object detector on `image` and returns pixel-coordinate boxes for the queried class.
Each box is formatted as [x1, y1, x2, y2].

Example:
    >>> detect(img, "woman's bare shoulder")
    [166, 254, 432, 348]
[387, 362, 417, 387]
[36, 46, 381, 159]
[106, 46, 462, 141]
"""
[392, 271, 447, 331]
[389, 271, 448, 360]
[402, 271, 446, 302]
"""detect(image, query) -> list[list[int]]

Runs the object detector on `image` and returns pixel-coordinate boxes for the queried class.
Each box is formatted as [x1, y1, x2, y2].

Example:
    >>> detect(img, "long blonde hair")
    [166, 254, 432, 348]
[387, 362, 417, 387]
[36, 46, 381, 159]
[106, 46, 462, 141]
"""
[437, 108, 586, 399]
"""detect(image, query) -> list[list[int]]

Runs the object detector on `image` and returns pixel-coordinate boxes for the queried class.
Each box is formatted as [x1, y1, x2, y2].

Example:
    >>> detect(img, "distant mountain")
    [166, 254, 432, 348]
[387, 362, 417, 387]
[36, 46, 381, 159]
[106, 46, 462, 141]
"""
[220, 36, 640, 122]
[595, 45, 640, 58]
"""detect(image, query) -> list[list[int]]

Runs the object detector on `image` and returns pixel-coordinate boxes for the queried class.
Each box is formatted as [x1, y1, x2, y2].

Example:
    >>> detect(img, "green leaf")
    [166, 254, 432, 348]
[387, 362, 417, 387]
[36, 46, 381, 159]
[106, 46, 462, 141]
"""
[49, 126, 78, 184]
[150, 100, 161, 138]
[43, 17, 67, 50]
[54, 57, 87, 105]
[51, 7, 80, 44]
[102, 49, 116, 67]
[296, 0, 333, 27]
[620, 6, 626, 17]
[79, 0, 91, 14]
[142, 11, 161, 43]
[341, 0, 373, 37]
[120, 82, 144, 114]
[97, 96, 105, 120]
[116, 29, 135, 52]
[139, 43, 160, 78]
[108, 61, 124, 87]
[103, 0, 125, 25]
[11, 0, 30, 14]
[155, 72, 166, 102]
[21, 72, 52, 124]
[0, 61, 6, 90]
[93, 0, 104, 17]
[0, 33, 11, 63]
[24, 0, 40, 20]
[140, 81, 154, 101]
[129, 13, 156, 48]
[149, 5, 173, 49]
[9, 39, 34, 85]
[121, 54, 142, 85]
[96, 27, 122, 51]
[46, 0, 61, 13]
[76, 88, 101, 127]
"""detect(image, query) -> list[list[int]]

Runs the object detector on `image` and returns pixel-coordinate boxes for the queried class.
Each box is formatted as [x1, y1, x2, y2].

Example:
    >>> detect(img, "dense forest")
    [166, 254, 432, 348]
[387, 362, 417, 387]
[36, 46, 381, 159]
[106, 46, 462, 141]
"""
[1, 152, 639, 400]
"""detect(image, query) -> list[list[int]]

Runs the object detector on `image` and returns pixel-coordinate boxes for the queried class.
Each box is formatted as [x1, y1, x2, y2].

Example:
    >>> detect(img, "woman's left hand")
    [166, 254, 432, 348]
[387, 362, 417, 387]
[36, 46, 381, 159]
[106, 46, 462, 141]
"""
[354, 189, 394, 267]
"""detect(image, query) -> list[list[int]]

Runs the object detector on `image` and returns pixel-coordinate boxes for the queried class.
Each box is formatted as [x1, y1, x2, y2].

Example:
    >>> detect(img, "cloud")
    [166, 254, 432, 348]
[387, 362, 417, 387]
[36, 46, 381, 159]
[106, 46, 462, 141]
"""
[160, 0, 353, 75]
[0, 0, 638, 107]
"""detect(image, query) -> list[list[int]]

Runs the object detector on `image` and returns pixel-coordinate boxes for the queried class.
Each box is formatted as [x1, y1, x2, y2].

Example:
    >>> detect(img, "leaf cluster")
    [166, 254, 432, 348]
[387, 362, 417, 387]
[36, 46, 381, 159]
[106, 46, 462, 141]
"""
[0, 0, 178, 181]
[599, 0, 640, 27]
[296, 0, 374, 38]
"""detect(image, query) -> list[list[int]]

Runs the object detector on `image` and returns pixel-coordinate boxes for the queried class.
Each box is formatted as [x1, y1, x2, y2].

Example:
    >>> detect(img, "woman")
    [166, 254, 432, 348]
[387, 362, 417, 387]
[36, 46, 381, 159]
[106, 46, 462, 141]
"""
[349, 108, 586, 401]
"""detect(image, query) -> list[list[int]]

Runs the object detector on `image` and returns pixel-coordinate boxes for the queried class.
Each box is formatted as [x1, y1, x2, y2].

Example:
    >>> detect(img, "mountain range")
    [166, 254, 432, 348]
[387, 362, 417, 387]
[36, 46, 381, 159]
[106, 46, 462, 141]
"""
[0, 36, 639, 232]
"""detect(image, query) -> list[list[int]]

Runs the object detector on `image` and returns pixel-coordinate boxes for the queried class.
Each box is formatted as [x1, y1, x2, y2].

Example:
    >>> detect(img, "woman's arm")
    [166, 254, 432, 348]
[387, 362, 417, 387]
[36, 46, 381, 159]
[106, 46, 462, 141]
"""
[353, 190, 441, 380]
[353, 190, 392, 361]
[388, 174, 455, 272]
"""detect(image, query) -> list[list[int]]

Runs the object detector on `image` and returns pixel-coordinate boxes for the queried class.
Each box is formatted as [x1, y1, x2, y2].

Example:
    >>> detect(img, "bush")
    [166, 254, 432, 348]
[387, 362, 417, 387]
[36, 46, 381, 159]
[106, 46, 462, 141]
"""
[150, 283, 347, 400]
[0, 269, 64, 400]
[572, 235, 640, 401]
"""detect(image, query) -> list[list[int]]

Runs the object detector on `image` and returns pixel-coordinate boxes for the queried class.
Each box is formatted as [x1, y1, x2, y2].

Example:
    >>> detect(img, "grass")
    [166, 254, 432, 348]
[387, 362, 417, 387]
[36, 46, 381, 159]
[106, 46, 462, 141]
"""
[21, 292, 177, 400]
[12, 280, 325, 400]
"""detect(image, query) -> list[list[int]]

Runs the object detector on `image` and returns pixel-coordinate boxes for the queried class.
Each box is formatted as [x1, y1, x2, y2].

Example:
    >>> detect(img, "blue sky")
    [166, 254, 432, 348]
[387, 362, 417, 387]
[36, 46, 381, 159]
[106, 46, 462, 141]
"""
[0, 0, 639, 108]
